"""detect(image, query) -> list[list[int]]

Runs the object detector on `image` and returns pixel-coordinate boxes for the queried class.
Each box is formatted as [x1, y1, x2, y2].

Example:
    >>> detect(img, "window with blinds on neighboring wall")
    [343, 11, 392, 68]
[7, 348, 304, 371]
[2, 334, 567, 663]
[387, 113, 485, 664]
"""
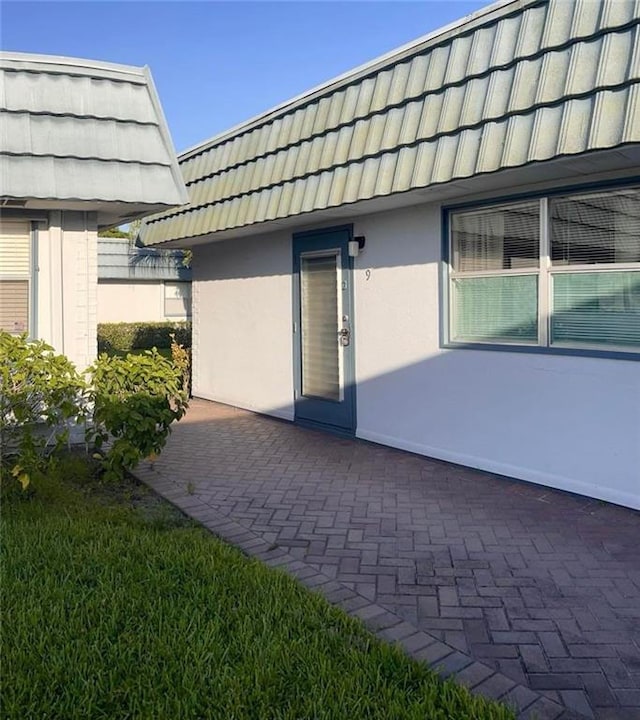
[164, 281, 192, 317]
[447, 184, 640, 356]
[0, 220, 32, 335]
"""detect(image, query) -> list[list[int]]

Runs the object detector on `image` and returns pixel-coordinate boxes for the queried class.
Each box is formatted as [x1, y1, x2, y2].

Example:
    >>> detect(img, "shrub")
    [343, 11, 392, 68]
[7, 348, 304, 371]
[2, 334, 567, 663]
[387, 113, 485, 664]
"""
[169, 332, 191, 397]
[0, 333, 88, 490]
[87, 350, 188, 482]
[1, 332, 189, 490]
[97, 322, 191, 353]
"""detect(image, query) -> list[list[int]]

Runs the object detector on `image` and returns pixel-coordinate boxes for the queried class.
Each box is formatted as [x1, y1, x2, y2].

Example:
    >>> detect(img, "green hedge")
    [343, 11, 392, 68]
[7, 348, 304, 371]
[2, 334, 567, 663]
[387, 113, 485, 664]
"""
[97, 322, 191, 353]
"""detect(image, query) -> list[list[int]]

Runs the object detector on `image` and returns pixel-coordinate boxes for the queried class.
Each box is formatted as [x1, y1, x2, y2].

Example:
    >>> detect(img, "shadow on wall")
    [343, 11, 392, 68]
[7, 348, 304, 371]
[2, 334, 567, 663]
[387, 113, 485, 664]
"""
[188, 281, 639, 509]
[212, 347, 639, 509]
[190, 206, 438, 282]
[188, 221, 639, 509]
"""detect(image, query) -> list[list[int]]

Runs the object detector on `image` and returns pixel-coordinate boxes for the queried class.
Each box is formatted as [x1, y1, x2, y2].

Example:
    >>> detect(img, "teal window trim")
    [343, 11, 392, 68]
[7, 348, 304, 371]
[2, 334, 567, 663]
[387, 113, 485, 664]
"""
[440, 178, 640, 362]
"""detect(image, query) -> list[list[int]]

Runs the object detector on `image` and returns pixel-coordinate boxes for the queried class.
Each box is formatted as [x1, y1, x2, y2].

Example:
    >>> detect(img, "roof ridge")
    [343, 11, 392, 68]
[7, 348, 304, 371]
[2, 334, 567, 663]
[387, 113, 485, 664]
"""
[0, 50, 146, 78]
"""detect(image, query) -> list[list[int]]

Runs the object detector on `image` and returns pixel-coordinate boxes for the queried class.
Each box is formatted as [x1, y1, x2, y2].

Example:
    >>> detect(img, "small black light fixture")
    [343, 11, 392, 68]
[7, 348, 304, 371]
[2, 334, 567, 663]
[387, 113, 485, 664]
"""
[348, 235, 366, 257]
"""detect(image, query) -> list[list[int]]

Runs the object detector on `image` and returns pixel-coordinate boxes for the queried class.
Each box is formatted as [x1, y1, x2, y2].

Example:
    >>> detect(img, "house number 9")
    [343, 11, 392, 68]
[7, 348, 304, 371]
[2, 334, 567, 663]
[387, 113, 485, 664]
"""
[365, 269, 371, 281]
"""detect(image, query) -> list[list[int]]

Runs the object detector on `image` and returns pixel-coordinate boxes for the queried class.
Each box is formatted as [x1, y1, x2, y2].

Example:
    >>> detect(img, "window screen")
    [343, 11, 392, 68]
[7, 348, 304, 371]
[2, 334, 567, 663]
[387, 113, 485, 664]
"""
[452, 275, 538, 343]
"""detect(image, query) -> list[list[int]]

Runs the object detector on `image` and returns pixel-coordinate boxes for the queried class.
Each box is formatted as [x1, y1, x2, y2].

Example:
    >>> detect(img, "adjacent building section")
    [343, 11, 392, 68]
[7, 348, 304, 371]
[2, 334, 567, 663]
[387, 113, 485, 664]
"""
[97, 237, 192, 323]
[0, 51, 188, 367]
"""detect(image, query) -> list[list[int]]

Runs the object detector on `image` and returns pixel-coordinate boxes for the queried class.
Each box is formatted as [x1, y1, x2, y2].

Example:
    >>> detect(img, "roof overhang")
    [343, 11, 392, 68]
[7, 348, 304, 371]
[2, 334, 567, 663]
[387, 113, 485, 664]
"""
[153, 147, 640, 249]
[0, 51, 188, 226]
[0, 197, 186, 230]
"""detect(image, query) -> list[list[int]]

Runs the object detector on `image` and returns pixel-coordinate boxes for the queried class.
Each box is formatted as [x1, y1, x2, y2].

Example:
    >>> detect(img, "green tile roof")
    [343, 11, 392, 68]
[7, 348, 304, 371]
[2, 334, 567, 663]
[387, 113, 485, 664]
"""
[142, 0, 640, 246]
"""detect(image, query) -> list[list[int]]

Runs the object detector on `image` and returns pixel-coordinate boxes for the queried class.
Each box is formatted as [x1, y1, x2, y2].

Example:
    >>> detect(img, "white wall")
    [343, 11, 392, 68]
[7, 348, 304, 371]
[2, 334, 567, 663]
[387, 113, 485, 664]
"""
[98, 281, 163, 323]
[97, 280, 191, 323]
[351, 203, 640, 511]
[36, 211, 97, 370]
[191, 190, 640, 510]
[192, 231, 294, 420]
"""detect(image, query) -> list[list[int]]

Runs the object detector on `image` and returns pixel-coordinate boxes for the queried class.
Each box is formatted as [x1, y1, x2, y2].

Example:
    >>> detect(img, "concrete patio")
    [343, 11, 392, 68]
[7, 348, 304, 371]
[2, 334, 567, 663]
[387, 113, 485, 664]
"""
[135, 399, 640, 720]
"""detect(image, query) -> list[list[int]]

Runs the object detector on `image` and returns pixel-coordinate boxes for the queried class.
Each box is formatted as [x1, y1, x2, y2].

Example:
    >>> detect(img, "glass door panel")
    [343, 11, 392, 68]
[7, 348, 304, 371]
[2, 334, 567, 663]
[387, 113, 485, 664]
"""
[300, 253, 341, 401]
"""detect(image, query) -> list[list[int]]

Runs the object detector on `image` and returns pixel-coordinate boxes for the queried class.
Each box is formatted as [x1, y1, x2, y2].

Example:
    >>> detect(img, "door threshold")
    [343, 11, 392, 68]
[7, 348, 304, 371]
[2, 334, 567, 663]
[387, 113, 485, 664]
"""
[294, 417, 355, 439]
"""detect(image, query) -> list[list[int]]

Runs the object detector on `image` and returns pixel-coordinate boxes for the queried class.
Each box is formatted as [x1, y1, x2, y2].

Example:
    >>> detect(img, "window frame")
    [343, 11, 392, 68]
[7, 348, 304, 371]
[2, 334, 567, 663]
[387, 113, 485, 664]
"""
[441, 178, 640, 362]
[0, 219, 38, 338]
[163, 280, 192, 318]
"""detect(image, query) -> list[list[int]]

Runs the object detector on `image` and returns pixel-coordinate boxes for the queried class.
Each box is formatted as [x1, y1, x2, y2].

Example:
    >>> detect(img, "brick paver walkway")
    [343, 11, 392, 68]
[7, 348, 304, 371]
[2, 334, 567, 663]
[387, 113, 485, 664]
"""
[135, 399, 640, 720]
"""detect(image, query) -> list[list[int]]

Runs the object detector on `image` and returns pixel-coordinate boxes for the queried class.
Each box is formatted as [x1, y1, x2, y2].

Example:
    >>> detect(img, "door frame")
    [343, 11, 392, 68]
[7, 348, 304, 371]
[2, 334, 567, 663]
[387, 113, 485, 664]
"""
[292, 224, 357, 436]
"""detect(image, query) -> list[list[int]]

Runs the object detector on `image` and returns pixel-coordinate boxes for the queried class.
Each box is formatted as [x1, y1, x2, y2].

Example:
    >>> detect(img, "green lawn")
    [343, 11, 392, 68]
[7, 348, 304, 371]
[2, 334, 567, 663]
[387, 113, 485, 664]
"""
[1, 460, 514, 720]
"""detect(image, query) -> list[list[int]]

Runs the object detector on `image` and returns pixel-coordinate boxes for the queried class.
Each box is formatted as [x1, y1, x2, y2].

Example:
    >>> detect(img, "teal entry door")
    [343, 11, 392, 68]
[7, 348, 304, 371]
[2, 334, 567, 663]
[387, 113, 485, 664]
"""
[293, 227, 356, 435]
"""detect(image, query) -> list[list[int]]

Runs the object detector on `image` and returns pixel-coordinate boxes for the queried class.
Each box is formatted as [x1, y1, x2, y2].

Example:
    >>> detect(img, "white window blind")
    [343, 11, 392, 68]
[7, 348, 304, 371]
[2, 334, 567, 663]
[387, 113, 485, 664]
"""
[551, 272, 640, 348]
[452, 202, 540, 272]
[300, 253, 340, 401]
[551, 189, 640, 266]
[448, 185, 640, 354]
[164, 281, 192, 317]
[0, 220, 31, 335]
[450, 201, 539, 343]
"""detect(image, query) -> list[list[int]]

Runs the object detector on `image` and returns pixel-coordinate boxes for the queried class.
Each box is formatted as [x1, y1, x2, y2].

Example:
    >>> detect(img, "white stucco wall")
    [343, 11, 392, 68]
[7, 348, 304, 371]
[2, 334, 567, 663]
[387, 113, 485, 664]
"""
[191, 185, 640, 510]
[351, 203, 640, 511]
[98, 281, 163, 323]
[36, 211, 97, 370]
[97, 281, 191, 323]
[192, 231, 294, 420]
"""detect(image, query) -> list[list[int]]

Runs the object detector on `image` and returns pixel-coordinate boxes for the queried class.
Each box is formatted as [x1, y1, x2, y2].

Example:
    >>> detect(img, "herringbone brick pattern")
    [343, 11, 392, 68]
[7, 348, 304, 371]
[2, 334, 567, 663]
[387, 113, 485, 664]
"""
[137, 400, 640, 720]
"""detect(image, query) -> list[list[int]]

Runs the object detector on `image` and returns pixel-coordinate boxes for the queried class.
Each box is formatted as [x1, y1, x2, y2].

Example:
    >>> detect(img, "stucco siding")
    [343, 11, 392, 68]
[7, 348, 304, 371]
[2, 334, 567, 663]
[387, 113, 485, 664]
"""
[192, 232, 294, 419]
[351, 203, 639, 510]
[35, 211, 98, 370]
[97, 280, 191, 322]
[98, 282, 163, 323]
[187, 169, 639, 509]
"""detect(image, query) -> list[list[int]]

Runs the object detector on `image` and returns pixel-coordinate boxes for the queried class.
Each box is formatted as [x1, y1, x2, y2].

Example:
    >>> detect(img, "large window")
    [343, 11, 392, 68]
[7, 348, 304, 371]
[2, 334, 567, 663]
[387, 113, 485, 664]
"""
[447, 185, 640, 355]
[0, 220, 32, 335]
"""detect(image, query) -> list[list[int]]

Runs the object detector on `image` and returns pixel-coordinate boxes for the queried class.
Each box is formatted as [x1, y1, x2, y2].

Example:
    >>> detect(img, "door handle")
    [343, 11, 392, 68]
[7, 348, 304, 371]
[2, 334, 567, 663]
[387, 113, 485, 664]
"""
[338, 327, 350, 346]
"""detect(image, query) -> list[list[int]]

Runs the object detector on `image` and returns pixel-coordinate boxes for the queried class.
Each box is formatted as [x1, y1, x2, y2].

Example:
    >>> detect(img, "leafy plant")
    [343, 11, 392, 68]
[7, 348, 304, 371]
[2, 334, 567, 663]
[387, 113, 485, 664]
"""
[87, 350, 188, 482]
[0, 332, 88, 490]
[169, 332, 191, 397]
[1, 333, 189, 490]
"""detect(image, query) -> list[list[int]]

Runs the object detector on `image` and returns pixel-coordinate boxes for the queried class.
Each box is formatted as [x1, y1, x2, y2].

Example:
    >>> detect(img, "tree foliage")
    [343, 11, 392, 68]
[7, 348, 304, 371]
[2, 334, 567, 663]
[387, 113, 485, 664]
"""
[98, 226, 129, 238]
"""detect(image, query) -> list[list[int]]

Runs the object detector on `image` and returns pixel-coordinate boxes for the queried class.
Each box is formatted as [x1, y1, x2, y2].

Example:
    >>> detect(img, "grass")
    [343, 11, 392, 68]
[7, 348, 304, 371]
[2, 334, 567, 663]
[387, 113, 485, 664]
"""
[2, 459, 515, 720]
